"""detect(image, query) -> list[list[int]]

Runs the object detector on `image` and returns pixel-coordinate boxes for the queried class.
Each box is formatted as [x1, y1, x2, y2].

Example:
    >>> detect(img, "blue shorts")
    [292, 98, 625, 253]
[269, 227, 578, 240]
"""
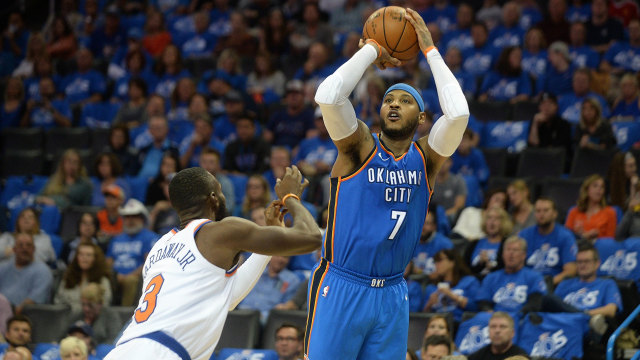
[304, 259, 409, 360]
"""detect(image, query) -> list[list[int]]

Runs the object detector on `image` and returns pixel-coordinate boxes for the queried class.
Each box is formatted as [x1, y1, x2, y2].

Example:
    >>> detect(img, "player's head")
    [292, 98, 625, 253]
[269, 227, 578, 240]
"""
[380, 83, 427, 140]
[169, 167, 227, 222]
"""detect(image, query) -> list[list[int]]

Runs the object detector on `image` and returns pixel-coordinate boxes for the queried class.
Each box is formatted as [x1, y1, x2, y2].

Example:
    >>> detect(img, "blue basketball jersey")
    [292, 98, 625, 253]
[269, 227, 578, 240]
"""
[323, 134, 431, 277]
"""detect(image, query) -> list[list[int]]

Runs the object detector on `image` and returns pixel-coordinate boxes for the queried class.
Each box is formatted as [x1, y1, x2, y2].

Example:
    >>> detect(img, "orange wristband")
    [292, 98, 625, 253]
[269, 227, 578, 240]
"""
[282, 193, 301, 205]
[365, 39, 382, 58]
[422, 46, 437, 58]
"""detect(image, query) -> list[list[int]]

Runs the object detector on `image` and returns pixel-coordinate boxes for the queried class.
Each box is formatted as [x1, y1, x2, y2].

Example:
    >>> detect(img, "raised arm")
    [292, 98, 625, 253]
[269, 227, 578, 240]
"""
[314, 39, 400, 176]
[203, 166, 321, 260]
[405, 8, 469, 185]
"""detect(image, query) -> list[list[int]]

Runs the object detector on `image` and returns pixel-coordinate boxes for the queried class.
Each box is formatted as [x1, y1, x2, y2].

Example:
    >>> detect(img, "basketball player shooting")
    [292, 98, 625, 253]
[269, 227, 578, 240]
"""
[105, 166, 321, 360]
[305, 8, 469, 359]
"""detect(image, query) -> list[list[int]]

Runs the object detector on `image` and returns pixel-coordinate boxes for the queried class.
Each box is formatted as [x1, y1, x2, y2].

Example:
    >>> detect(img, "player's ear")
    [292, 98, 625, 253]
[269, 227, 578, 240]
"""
[209, 191, 220, 211]
[418, 112, 427, 124]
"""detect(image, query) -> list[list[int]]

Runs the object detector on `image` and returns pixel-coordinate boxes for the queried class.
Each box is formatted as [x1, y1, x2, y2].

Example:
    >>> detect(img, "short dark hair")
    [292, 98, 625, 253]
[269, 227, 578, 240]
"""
[535, 196, 557, 211]
[169, 167, 216, 214]
[422, 335, 452, 354]
[577, 241, 599, 261]
[275, 322, 303, 341]
[7, 314, 32, 331]
[201, 147, 221, 159]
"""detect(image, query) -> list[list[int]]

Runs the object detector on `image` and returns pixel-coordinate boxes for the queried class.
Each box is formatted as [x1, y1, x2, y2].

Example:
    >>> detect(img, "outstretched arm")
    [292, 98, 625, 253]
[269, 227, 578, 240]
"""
[314, 40, 401, 176]
[406, 9, 469, 183]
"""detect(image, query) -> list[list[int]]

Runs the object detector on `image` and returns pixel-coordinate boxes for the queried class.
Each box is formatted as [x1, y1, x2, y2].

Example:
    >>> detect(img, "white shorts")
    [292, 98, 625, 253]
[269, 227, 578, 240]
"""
[104, 338, 182, 360]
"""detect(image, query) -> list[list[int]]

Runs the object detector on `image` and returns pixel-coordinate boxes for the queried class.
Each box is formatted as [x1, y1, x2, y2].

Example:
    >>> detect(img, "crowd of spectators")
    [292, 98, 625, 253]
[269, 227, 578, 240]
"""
[1, 0, 640, 359]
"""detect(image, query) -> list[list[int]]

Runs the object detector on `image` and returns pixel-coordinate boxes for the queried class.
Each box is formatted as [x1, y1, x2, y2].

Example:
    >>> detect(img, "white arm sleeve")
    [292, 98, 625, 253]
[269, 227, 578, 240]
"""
[426, 48, 470, 157]
[228, 254, 271, 310]
[314, 44, 378, 140]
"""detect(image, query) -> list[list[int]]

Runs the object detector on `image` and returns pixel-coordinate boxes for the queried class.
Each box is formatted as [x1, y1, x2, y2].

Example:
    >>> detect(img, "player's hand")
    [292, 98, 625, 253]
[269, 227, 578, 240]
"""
[275, 165, 309, 200]
[358, 39, 401, 70]
[404, 8, 434, 53]
[265, 200, 286, 227]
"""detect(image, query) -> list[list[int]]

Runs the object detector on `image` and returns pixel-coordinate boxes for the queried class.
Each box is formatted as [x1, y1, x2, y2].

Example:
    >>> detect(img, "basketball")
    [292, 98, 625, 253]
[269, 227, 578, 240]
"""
[362, 6, 420, 62]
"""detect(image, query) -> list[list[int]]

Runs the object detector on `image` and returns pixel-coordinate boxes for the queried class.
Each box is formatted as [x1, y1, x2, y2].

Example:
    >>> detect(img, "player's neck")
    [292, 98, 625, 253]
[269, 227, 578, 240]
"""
[379, 133, 412, 157]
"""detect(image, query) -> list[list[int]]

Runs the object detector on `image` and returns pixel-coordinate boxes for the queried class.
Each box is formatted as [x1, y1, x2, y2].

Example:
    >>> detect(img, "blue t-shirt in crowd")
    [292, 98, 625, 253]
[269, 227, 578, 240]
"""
[611, 97, 640, 119]
[462, 44, 500, 77]
[424, 275, 479, 321]
[450, 148, 489, 185]
[558, 92, 610, 124]
[521, 49, 548, 79]
[603, 42, 640, 73]
[489, 24, 525, 48]
[476, 267, 547, 312]
[412, 233, 454, 275]
[480, 71, 532, 102]
[442, 29, 473, 52]
[29, 99, 72, 129]
[554, 277, 623, 313]
[570, 45, 600, 69]
[536, 63, 576, 97]
[107, 229, 158, 275]
[470, 238, 501, 268]
[59, 70, 107, 104]
[520, 224, 577, 276]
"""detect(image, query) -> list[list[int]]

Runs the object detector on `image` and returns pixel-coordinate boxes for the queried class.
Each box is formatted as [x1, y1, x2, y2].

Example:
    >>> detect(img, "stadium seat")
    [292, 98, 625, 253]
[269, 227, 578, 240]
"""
[516, 147, 566, 178]
[539, 177, 584, 222]
[260, 309, 307, 350]
[2, 150, 45, 177]
[107, 306, 135, 327]
[481, 121, 530, 152]
[408, 312, 454, 352]
[468, 100, 511, 122]
[480, 148, 508, 178]
[216, 309, 262, 351]
[91, 127, 111, 155]
[79, 102, 120, 128]
[44, 128, 91, 159]
[569, 148, 618, 178]
[611, 121, 640, 152]
[511, 101, 538, 121]
[22, 304, 72, 343]
[59, 206, 100, 241]
[1, 127, 44, 152]
[615, 279, 639, 321]
[125, 176, 149, 203]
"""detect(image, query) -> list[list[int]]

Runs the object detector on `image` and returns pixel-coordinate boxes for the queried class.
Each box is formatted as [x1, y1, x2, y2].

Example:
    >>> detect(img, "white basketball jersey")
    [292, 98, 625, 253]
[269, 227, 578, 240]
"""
[116, 219, 239, 360]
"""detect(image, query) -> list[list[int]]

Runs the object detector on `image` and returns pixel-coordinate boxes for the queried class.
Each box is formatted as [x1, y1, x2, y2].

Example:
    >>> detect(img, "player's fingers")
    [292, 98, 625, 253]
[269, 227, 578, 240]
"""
[358, 38, 365, 48]
[301, 178, 310, 190]
[291, 165, 302, 181]
[389, 57, 402, 66]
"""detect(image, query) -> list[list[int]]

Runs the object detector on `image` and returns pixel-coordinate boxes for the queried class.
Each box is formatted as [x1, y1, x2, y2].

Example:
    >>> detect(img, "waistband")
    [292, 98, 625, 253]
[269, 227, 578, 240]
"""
[322, 258, 404, 288]
[124, 331, 190, 360]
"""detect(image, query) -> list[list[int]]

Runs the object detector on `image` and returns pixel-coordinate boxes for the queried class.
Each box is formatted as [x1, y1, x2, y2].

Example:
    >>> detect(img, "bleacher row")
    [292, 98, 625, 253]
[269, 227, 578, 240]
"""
[9, 305, 444, 359]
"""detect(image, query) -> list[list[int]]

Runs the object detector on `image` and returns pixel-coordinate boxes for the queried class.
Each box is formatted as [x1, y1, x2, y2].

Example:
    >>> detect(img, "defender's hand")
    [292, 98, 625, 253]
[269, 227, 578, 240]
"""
[275, 165, 309, 200]
[265, 200, 286, 227]
[404, 8, 434, 53]
[358, 39, 402, 70]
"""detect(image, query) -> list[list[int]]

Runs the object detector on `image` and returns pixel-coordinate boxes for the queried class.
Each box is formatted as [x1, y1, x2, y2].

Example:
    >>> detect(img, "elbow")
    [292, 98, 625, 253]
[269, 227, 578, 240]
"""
[314, 73, 344, 106]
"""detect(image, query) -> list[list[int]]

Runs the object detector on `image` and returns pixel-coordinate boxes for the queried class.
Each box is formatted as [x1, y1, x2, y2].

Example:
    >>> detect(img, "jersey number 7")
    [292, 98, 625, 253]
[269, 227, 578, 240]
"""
[389, 210, 407, 240]
[134, 274, 165, 323]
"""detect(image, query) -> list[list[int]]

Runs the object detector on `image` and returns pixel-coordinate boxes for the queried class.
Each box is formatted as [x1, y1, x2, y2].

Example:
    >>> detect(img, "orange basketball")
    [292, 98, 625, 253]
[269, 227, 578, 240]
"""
[362, 6, 420, 62]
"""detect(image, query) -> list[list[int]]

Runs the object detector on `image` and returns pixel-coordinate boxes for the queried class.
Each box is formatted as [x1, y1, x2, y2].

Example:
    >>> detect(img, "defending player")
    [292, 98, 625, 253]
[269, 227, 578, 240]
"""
[105, 166, 321, 360]
[305, 8, 469, 359]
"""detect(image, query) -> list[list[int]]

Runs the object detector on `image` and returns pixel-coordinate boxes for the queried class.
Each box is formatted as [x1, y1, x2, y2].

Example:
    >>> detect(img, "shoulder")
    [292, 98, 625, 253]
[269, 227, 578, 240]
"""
[603, 206, 617, 216]
[556, 225, 575, 239]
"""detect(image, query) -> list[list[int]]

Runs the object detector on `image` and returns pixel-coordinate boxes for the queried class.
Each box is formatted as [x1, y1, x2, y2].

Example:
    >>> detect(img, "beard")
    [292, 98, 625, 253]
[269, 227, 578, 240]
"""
[380, 115, 420, 140]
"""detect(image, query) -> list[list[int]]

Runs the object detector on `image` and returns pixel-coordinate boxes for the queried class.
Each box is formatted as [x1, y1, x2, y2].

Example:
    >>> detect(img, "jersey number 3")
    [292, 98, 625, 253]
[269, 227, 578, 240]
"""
[134, 274, 165, 323]
[388, 210, 407, 240]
